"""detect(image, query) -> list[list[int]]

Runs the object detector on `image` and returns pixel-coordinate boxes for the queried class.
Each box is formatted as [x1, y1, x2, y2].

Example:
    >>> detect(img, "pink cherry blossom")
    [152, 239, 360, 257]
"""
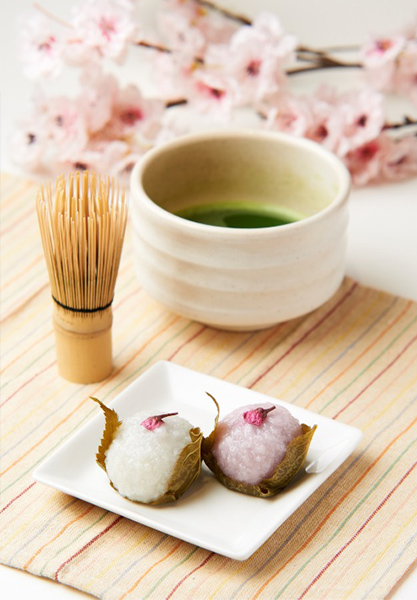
[220, 32, 286, 106]
[158, 0, 238, 46]
[343, 135, 389, 186]
[62, 33, 101, 67]
[107, 85, 165, 140]
[157, 9, 205, 58]
[110, 143, 148, 182]
[252, 12, 297, 63]
[394, 41, 417, 107]
[362, 35, 406, 68]
[361, 35, 406, 90]
[152, 52, 194, 98]
[19, 14, 62, 79]
[401, 16, 417, 40]
[154, 121, 188, 146]
[46, 97, 88, 161]
[216, 12, 296, 106]
[381, 135, 417, 181]
[264, 93, 311, 136]
[314, 84, 340, 105]
[54, 139, 130, 174]
[78, 69, 118, 133]
[304, 96, 343, 153]
[9, 120, 46, 170]
[71, 0, 137, 63]
[337, 89, 385, 156]
[187, 67, 234, 117]
[10, 1, 417, 187]
[196, 8, 238, 45]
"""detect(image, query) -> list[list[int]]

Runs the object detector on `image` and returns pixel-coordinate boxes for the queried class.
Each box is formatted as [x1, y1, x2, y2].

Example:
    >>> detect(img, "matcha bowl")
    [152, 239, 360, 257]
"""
[130, 131, 350, 331]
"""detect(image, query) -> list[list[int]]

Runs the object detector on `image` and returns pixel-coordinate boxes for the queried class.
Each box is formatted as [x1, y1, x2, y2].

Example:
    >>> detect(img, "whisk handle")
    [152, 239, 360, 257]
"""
[53, 304, 113, 384]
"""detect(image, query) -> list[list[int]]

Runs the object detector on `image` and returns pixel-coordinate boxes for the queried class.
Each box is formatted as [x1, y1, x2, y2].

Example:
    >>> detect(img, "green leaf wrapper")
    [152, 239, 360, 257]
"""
[150, 427, 203, 506]
[92, 398, 203, 505]
[202, 393, 317, 498]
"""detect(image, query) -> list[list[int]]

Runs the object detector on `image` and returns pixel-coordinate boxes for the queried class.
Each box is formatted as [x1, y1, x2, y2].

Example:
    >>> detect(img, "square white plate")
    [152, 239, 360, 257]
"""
[33, 361, 363, 560]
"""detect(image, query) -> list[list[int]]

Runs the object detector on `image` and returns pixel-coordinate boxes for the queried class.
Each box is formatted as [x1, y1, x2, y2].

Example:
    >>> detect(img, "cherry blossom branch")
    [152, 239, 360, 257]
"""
[317, 44, 361, 53]
[135, 39, 361, 72]
[194, 2, 361, 65]
[287, 61, 362, 75]
[292, 45, 362, 71]
[136, 40, 172, 54]
[383, 116, 417, 130]
[33, 2, 71, 28]
[135, 40, 205, 63]
[33, 0, 364, 75]
[194, 0, 251, 25]
[165, 98, 187, 108]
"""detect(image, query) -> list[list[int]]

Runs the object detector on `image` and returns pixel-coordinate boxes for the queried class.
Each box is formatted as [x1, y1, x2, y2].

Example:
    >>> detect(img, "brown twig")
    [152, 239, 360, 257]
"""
[165, 98, 188, 108]
[195, 0, 251, 25]
[287, 62, 362, 75]
[136, 38, 362, 73]
[33, 2, 72, 28]
[135, 40, 205, 64]
[136, 40, 172, 54]
[383, 116, 417, 130]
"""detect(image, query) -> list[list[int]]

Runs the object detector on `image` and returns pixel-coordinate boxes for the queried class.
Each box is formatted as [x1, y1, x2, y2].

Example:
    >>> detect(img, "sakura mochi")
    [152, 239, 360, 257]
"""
[92, 398, 202, 505]
[202, 395, 316, 497]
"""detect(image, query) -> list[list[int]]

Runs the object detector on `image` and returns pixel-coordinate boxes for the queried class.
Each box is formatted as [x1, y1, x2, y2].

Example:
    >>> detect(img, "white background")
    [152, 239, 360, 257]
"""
[1, 1, 416, 598]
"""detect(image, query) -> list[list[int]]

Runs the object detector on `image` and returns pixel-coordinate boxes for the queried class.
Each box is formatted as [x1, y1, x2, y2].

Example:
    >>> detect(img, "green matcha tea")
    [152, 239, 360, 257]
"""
[175, 202, 304, 229]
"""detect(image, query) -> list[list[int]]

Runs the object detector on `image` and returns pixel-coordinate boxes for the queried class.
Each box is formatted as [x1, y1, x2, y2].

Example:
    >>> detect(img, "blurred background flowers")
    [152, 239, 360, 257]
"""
[9, 0, 417, 185]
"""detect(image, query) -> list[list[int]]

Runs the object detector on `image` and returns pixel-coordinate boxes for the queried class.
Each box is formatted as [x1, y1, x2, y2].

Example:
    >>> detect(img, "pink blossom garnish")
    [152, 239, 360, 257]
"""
[141, 412, 179, 431]
[243, 406, 276, 426]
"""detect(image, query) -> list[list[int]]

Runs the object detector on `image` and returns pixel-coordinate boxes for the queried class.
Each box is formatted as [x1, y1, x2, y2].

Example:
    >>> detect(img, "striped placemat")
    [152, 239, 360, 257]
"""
[1, 172, 416, 600]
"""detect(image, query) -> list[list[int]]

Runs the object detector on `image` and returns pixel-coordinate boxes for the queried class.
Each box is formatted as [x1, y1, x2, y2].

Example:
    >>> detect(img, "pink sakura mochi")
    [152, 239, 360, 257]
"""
[211, 402, 302, 485]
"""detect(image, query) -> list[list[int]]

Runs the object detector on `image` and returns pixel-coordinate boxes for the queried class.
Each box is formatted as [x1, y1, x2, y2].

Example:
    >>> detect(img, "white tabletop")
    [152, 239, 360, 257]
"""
[1, 1, 416, 598]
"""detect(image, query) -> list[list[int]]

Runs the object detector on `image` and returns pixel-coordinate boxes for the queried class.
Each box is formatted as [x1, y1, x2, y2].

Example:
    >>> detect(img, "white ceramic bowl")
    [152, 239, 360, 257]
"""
[130, 131, 350, 331]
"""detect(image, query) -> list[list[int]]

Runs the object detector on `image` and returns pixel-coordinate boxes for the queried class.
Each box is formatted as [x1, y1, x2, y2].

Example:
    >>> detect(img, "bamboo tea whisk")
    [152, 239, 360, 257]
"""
[37, 172, 128, 383]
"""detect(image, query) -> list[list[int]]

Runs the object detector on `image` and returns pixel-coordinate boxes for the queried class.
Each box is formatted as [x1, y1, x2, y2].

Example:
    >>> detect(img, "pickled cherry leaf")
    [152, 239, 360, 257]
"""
[201, 392, 220, 457]
[256, 424, 317, 495]
[91, 397, 122, 471]
[150, 427, 203, 506]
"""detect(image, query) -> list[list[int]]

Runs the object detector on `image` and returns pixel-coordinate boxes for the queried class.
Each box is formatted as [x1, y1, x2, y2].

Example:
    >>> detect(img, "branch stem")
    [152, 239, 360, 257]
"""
[33, 2, 72, 28]
[383, 116, 417, 130]
[287, 62, 362, 75]
[194, 0, 251, 25]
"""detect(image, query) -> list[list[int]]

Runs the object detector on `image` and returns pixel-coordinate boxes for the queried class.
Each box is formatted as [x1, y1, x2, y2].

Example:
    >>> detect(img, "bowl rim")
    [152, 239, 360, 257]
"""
[130, 129, 351, 238]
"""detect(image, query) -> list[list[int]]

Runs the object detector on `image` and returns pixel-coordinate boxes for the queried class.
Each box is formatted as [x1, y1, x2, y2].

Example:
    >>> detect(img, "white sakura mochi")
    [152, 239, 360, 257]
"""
[105, 411, 193, 503]
[211, 402, 302, 485]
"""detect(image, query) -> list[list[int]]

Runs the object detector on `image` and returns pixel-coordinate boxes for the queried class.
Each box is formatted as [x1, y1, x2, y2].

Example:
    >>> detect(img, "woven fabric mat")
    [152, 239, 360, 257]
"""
[1, 173, 416, 600]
